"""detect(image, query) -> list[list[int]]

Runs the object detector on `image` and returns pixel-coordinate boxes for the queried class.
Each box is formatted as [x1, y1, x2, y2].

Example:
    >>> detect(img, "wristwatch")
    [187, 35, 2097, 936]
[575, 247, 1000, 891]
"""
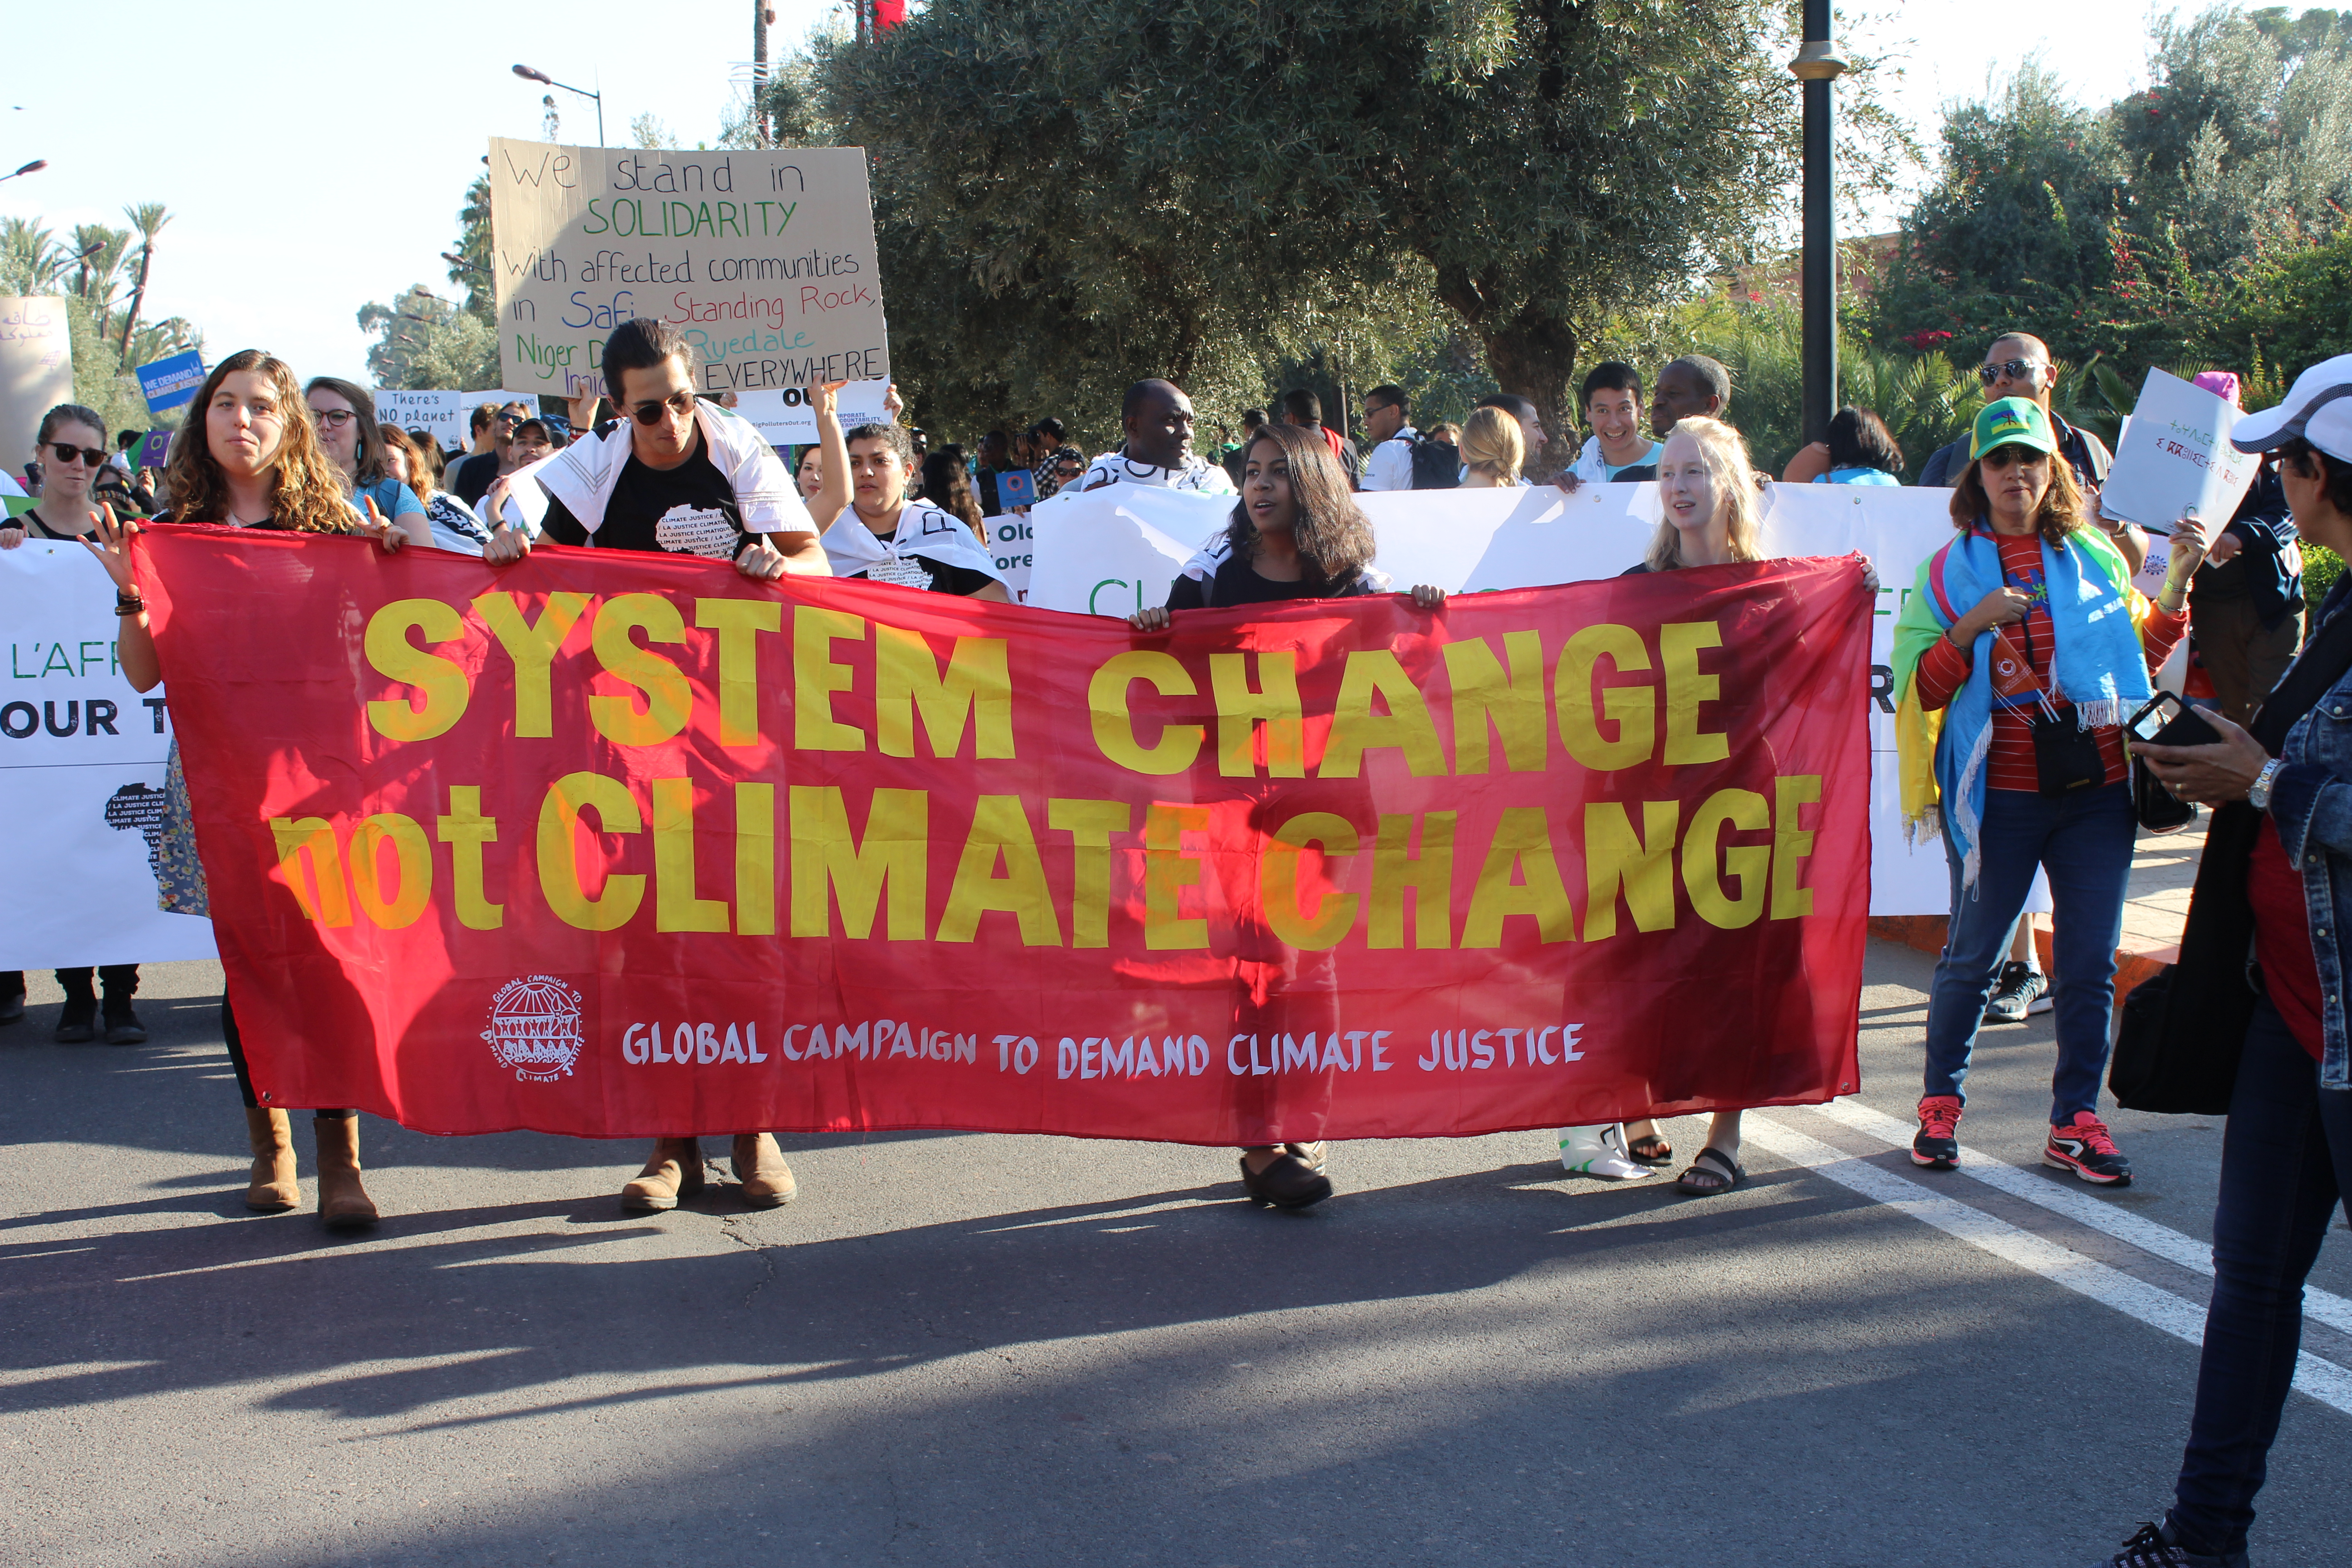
[2249, 759, 2284, 812]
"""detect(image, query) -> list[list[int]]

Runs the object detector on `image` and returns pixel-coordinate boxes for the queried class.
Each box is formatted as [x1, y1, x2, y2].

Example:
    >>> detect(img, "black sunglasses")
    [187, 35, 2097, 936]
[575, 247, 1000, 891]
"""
[630, 391, 698, 426]
[46, 441, 108, 467]
[1977, 359, 2046, 385]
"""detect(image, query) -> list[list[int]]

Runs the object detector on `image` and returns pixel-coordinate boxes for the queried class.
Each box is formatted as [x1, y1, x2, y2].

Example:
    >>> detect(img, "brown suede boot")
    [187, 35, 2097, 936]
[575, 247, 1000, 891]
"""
[620, 1138, 706, 1212]
[731, 1133, 798, 1209]
[312, 1116, 379, 1231]
[242, 1107, 299, 1212]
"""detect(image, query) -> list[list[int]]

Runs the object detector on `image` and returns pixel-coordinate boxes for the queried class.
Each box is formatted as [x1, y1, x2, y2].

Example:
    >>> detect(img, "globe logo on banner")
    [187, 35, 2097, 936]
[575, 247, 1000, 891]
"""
[481, 976, 586, 1083]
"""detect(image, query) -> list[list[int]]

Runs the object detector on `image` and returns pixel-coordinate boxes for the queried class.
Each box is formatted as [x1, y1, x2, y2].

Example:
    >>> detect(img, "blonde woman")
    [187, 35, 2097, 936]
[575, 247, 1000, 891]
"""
[1456, 406, 1524, 489]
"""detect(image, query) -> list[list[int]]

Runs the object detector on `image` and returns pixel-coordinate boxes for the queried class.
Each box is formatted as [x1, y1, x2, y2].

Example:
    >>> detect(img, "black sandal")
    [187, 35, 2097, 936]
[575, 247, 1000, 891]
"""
[1674, 1146, 1745, 1197]
[1627, 1132, 1674, 1167]
[1240, 1152, 1333, 1210]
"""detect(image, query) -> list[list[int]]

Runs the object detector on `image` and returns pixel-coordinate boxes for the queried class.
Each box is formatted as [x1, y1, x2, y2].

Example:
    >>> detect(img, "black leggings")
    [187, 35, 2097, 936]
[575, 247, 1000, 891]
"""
[0, 966, 137, 1000]
[221, 998, 350, 1119]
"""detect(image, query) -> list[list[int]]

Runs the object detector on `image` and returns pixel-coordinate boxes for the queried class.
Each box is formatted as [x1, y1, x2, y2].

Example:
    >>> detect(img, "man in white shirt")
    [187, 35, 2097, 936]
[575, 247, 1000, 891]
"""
[1079, 379, 1237, 495]
[1357, 384, 1421, 492]
[1567, 362, 1665, 484]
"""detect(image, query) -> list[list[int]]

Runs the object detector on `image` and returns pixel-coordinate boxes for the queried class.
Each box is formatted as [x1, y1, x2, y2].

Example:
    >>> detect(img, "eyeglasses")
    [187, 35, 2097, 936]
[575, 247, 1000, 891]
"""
[310, 408, 358, 431]
[1980, 445, 2048, 469]
[46, 441, 107, 467]
[630, 391, 697, 425]
[1977, 359, 2047, 385]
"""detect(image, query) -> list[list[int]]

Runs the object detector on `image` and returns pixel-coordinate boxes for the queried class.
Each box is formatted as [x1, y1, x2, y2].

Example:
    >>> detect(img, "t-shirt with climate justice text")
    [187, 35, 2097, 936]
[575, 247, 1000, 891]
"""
[540, 430, 749, 559]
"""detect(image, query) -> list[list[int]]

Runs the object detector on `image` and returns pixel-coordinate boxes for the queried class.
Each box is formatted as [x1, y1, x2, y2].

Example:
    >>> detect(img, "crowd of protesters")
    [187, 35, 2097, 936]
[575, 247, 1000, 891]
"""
[5, 314, 2350, 1568]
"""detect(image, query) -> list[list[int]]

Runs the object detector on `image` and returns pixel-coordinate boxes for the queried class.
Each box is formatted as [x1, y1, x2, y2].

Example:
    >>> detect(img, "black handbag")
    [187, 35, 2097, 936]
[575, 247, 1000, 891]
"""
[2030, 710, 2107, 795]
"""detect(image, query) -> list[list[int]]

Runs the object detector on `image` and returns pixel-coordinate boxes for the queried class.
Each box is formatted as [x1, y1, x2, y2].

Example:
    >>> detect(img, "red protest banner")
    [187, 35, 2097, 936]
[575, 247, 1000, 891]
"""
[136, 528, 1870, 1144]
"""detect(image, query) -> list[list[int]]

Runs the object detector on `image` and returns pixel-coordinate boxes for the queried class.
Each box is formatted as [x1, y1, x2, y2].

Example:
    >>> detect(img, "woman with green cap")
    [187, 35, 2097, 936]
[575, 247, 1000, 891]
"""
[1891, 397, 2210, 1186]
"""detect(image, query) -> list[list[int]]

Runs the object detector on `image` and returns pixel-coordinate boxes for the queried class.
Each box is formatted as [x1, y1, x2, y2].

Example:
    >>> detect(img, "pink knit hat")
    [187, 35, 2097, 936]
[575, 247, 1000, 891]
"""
[2195, 370, 2242, 407]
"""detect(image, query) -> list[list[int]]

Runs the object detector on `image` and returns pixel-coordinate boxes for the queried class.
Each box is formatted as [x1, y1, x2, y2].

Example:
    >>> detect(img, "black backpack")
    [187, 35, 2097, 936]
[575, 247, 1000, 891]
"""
[1405, 437, 1460, 490]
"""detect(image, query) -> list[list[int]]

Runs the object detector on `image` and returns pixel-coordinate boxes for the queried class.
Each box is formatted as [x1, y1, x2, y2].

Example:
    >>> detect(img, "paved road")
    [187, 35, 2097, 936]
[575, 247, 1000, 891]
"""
[2, 943, 2346, 1568]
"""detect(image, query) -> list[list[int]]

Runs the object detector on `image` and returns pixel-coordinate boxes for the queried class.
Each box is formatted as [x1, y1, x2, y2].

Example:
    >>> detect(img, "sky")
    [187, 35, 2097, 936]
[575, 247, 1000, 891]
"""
[0, 2, 2253, 392]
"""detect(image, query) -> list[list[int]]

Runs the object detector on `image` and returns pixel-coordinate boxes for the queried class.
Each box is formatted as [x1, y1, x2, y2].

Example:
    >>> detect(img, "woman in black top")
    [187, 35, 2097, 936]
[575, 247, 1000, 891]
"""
[1129, 421, 1444, 1210]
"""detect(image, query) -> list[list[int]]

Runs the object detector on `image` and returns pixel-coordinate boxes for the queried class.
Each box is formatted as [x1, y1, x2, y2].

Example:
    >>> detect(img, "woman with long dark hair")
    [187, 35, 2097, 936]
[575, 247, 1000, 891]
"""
[80, 349, 412, 1230]
[1129, 421, 1444, 1209]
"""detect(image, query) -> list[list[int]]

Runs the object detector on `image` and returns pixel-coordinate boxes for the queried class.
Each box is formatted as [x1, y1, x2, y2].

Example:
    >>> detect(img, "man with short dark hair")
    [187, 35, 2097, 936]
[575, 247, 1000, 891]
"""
[480, 318, 828, 1216]
[1079, 379, 1237, 495]
[1650, 355, 1732, 437]
[1279, 387, 1357, 483]
[452, 402, 533, 507]
[1358, 384, 1421, 492]
[1919, 333, 2110, 491]
[1569, 363, 1663, 483]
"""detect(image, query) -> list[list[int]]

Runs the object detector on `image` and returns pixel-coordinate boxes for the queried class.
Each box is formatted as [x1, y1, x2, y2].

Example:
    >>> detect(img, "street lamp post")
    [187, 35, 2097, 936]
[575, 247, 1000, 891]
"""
[0, 159, 48, 185]
[512, 65, 603, 147]
[1789, 1, 1847, 446]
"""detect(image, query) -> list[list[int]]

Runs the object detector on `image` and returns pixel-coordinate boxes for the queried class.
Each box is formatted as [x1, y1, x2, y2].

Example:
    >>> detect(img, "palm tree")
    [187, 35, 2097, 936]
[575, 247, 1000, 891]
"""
[0, 216, 65, 295]
[115, 203, 172, 362]
[69, 223, 132, 327]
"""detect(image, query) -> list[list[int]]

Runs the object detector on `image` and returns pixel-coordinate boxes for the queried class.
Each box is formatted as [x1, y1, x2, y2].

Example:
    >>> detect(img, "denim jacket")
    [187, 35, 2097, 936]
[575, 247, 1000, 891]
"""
[2264, 674, 2352, 1091]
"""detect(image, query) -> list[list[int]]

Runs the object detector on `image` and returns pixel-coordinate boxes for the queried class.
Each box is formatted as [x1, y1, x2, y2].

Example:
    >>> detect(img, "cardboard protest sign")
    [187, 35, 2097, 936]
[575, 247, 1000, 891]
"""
[2099, 368, 2258, 533]
[1, 297, 74, 477]
[374, 389, 464, 448]
[732, 380, 893, 443]
[136, 349, 206, 414]
[488, 139, 888, 404]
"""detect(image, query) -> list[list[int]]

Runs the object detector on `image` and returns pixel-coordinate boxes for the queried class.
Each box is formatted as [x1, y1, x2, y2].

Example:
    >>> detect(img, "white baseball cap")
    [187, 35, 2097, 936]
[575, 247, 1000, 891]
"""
[2231, 353, 2352, 463]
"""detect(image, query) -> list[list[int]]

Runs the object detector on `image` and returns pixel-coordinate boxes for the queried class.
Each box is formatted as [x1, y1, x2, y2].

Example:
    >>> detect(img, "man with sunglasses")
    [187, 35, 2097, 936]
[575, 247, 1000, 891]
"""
[1920, 334, 2119, 503]
[451, 402, 535, 508]
[480, 317, 825, 1214]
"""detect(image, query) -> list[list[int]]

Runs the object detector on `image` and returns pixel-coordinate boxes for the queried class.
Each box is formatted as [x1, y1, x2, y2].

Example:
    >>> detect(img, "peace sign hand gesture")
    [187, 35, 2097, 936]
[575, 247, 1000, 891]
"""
[353, 494, 410, 553]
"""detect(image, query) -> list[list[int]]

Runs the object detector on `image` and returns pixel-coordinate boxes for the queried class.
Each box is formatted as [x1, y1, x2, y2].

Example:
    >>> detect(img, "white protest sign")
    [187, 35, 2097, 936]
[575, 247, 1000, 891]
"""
[488, 139, 887, 402]
[732, 379, 893, 444]
[0, 543, 217, 968]
[373, 389, 463, 447]
[1028, 481, 1978, 916]
[0, 296, 74, 480]
[2099, 368, 2258, 532]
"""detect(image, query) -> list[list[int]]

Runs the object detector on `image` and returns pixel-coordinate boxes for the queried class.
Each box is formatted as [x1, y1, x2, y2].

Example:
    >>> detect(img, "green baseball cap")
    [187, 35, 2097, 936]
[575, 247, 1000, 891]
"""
[1970, 396, 2058, 461]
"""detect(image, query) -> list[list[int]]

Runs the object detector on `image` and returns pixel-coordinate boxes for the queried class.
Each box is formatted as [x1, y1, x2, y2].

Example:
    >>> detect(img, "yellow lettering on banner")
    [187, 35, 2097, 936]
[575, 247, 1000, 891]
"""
[1661, 621, 1730, 765]
[1263, 813, 1359, 951]
[474, 591, 589, 739]
[1773, 774, 1822, 920]
[1367, 811, 1454, 949]
[937, 795, 1062, 945]
[735, 782, 776, 936]
[789, 785, 927, 938]
[1444, 631, 1548, 774]
[536, 771, 645, 931]
[794, 606, 867, 752]
[348, 813, 432, 928]
[1088, 651, 1202, 774]
[694, 598, 781, 747]
[269, 816, 352, 926]
[436, 786, 503, 930]
[1462, 807, 1575, 947]
[875, 626, 1014, 760]
[364, 599, 470, 742]
[652, 778, 729, 933]
[1318, 651, 1446, 779]
[1142, 803, 1210, 950]
[1583, 801, 1680, 941]
[1210, 652, 1303, 777]
[1049, 798, 1129, 948]
[1684, 788, 1769, 928]
[589, 594, 691, 746]
[1556, 624, 1654, 770]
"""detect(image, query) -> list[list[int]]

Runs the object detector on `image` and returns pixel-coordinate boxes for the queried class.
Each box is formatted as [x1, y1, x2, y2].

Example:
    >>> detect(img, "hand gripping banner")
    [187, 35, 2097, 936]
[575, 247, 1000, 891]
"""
[137, 528, 1872, 1143]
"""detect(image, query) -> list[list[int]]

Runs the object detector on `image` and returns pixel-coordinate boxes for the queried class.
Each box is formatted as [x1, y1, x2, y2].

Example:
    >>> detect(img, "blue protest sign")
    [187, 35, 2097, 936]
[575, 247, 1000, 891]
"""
[136, 351, 207, 413]
[995, 467, 1037, 509]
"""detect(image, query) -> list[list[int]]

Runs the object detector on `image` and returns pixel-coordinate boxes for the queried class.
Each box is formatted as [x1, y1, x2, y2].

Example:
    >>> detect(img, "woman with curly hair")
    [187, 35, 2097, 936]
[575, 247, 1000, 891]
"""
[80, 349, 412, 1230]
[1129, 420, 1445, 1210]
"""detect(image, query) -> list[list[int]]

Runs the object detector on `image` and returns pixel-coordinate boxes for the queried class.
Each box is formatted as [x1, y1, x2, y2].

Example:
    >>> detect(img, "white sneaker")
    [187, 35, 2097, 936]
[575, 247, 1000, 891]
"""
[1559, 1124, 1651, 1181]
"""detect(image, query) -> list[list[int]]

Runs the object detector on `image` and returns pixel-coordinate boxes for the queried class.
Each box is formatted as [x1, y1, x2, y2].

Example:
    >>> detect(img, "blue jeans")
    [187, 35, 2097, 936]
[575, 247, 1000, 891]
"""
[1921, 781, 2136, 1124]
[2167, 995, 2352, 1557]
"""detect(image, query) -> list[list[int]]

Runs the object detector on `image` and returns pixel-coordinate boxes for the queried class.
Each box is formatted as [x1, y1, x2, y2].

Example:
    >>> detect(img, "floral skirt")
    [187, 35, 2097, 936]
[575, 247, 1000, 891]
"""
[154, 740, 210, 919]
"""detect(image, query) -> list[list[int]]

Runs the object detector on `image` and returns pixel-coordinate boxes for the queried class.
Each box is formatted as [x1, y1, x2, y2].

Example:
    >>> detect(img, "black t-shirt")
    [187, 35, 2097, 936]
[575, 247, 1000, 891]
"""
[541, 430, 750, 559]
[452, 451, 500, 506]
[1164, 553, 1380, 610]
[16, 507, 93, 540]
[840, 503, 998, 596]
